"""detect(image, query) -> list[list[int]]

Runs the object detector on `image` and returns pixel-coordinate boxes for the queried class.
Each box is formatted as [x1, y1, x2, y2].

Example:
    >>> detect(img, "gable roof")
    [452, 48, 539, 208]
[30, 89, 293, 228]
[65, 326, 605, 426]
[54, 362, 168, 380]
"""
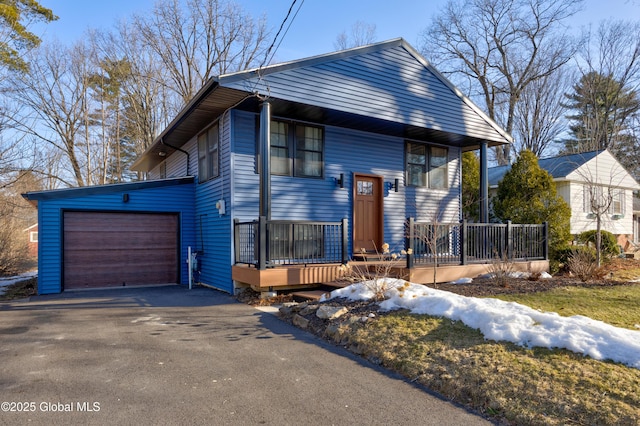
[132, 38, 512, 172]
[489, 150, 640, 190]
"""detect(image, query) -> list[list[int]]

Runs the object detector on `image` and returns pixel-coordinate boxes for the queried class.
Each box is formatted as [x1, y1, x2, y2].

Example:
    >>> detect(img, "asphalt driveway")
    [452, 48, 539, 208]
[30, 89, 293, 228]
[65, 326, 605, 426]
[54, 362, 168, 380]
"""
[0, 286, 490, 425]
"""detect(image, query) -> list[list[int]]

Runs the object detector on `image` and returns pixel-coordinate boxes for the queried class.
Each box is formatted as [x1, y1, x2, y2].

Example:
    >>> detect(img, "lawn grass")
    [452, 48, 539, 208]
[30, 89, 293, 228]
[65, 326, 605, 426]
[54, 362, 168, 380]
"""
[346, 284, 640, 425]
[493, 285, 640, 330]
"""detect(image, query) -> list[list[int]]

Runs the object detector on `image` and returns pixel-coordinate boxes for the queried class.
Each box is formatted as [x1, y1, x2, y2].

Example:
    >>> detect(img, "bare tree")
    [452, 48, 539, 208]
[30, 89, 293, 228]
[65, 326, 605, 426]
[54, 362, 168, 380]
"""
[421, 0, 583, 165]
[8, 41, 89, 187]
[334, 21, 377, 50]
[94, 22, 176, 179]
[513, 70, 572, 157]
[563, 20, 640, 171]
[133, 0, 269, 105]
[0, 170, 40, 275]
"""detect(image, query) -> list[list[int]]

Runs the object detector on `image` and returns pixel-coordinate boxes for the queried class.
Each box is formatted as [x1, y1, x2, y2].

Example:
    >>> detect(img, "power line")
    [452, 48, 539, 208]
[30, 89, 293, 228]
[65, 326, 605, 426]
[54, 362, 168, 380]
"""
[259, 0, 304, 70]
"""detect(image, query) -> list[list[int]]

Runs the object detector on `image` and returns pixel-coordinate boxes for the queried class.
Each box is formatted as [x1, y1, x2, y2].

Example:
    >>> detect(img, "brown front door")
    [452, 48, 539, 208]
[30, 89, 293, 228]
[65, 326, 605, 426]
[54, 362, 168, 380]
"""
[353, 174, 383, 253]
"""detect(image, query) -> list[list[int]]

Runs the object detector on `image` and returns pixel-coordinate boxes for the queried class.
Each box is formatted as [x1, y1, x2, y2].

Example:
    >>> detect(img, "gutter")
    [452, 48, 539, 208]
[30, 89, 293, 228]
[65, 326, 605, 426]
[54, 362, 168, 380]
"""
[160, 137, 190, 176]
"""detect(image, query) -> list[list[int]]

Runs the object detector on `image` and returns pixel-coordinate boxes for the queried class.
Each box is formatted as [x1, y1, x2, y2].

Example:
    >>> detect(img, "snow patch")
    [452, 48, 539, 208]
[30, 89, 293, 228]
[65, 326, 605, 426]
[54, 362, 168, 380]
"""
[324, 278, 640, 369]
[0, 271, 37, 296]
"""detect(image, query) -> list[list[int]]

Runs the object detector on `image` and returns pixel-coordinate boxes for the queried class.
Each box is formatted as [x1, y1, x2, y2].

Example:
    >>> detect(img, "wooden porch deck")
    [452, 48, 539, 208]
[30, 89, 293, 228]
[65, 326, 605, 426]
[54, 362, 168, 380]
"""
[232, 259, 549, 295]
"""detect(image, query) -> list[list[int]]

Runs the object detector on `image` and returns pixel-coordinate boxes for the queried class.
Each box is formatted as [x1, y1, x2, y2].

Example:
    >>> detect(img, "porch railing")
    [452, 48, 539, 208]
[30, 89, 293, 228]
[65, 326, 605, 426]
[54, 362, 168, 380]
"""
[234, 217, 348, 269]
[234, 216, 547, 270]
[406, 219, 548, 268]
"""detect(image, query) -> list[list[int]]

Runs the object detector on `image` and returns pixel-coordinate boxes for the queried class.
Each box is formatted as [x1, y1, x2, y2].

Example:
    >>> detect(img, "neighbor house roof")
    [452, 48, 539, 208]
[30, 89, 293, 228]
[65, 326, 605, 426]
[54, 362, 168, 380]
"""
[488, 150, 640, 189]
[132, 38, 512, 173]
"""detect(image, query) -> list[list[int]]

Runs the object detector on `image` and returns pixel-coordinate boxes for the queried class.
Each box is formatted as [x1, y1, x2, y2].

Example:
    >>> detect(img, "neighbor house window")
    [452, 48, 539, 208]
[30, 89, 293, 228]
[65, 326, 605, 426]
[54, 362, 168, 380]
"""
[198, 123, 219, 182]
[611, 190, 624, 215]
[405, 142, 448, 189]
[30, 232, 38, 243]
[270, 120, 323, 178]
[583, 185, 624, 215]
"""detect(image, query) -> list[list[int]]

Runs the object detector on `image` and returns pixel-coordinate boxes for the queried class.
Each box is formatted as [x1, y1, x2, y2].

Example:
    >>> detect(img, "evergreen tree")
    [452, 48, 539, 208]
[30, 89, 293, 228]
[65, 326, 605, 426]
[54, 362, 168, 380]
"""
[492, 150, 571, 258]
[0, 0, 57, 72]
[563, 71, 639, 153]
[461, 151, 480, 222]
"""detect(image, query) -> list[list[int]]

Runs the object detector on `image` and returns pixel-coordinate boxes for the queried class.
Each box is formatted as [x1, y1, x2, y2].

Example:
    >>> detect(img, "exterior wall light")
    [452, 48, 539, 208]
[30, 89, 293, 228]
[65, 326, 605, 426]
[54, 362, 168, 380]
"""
[387, 178, 399, 192]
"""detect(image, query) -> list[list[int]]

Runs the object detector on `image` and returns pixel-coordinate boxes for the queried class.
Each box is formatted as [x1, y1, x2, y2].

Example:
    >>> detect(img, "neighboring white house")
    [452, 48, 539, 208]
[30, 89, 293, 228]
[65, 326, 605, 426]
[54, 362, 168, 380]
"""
[489, 150, 640, 249]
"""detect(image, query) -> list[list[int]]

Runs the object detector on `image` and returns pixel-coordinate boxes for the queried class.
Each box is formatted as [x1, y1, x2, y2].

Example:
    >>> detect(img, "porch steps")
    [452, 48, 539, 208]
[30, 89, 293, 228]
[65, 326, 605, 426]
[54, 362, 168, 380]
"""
[290, 279, 352, 301]
[290, 290, 331, 302]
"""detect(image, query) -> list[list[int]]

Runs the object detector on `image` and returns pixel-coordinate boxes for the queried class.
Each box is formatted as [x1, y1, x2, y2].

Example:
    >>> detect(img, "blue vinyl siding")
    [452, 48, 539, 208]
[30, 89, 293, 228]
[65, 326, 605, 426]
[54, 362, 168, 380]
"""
[194, 113, 234, 293]
[230, 110, 461, 256]
[222, 44, 505, 143]
[35, 182, 195, 294]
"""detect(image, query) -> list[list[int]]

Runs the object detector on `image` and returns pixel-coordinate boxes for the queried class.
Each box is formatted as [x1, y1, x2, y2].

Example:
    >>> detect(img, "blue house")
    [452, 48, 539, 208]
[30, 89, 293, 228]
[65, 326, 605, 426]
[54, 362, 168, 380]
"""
[24, 39, 548, 295]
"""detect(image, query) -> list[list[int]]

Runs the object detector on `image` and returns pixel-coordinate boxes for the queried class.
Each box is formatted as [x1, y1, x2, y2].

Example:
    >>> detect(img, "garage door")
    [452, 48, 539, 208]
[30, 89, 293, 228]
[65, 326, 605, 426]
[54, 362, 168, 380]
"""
[63, 212, 179, 289]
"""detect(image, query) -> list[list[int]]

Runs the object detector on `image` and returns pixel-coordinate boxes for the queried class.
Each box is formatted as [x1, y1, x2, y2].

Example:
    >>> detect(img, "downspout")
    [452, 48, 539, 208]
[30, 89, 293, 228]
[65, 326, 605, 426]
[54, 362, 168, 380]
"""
[479, 141, 489, 223]
[160, 137, 191, 176]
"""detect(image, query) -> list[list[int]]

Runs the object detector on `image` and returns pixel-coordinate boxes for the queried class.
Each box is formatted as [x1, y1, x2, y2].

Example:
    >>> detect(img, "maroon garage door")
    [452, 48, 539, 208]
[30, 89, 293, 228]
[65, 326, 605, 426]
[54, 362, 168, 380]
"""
[63, 212, 179, 290]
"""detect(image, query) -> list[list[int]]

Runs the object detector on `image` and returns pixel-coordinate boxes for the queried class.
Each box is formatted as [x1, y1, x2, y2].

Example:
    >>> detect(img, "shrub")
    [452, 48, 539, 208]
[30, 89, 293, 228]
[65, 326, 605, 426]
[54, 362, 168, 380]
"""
[576, 230, 620, 260]
[567, 247, 597, 281]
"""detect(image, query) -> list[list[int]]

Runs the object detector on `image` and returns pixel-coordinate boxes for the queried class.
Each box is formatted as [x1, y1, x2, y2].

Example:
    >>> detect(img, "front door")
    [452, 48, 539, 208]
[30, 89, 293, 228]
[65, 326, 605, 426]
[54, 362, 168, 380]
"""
[353, 174, 384, 253]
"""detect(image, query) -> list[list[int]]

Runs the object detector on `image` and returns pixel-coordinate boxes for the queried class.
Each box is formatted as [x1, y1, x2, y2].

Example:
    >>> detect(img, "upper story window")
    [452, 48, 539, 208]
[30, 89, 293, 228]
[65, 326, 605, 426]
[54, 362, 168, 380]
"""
[30, 231, 38, 243]
[405, 142, 448, 189]
[271, 120, 324, 178]
[198, 123, 219, 182]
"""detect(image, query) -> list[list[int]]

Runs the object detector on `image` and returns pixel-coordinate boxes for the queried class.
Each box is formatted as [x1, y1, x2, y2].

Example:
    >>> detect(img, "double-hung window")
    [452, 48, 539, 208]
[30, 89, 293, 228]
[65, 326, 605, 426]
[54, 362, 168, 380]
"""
[405, 142, 448, 189]
[611, 189, 624, 215]
[270, 120, 323, 178]
[198, 123, 219, 182]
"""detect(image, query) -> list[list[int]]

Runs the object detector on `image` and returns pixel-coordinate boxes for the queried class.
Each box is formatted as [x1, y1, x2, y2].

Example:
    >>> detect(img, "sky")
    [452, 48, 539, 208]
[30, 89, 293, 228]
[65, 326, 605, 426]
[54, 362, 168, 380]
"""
[36, 0, 640, 63]
[323, 277, 640, 369]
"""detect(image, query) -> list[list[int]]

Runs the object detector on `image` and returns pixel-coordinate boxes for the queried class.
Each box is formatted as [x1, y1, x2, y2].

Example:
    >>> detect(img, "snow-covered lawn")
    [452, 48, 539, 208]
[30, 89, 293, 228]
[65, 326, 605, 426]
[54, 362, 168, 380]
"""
[0, 271, 37, 296]
[322, 278, 640, 370]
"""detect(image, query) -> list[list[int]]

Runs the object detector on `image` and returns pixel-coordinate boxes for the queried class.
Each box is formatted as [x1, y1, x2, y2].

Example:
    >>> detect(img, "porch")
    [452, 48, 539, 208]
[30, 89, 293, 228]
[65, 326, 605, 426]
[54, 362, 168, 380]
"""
[231, 217, 549, 294]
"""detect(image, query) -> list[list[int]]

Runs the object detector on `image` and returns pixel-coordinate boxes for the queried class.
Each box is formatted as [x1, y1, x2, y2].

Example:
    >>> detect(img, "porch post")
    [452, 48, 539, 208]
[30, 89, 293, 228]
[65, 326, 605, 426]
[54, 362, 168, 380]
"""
[479, 141, 489, 223]
[259, 100, 271, 220]
[505, 220, 512, 260]
[258, 216, 267, 270]
[406, 217, 414, 269]
[543, 221, 549, 260]
[341, 218, 349, 264]
[460, 219, 467, 265]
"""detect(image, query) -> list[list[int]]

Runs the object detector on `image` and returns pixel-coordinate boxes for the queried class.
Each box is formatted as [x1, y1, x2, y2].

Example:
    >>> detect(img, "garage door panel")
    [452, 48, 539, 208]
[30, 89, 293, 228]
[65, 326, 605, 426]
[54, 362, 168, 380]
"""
[63, 212, 179, 289]
[64, 231, 177, 249]
[64, 248, 177, 265]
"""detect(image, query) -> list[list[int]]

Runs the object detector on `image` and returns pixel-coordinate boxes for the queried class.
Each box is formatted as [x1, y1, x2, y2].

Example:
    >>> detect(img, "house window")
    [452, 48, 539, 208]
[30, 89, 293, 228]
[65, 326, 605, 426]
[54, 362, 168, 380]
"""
[198, 123, 219, 182]
[612, 190, 624, 215]
[30, 232, 38, 243]
[405, 142, 448, 189]
[270, 121, 290, 175]
[584, 185, 625, 215]
[270, 120, 324, 178]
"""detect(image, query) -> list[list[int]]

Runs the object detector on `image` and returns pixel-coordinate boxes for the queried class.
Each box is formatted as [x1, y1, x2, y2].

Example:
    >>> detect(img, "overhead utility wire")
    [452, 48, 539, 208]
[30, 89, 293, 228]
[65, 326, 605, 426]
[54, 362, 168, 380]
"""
[253, 0, 304, 97]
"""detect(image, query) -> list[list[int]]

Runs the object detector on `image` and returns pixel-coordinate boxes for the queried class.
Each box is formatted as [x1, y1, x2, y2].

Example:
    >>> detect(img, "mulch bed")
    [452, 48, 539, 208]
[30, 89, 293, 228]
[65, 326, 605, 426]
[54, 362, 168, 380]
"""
[427, 275, 633, 298]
